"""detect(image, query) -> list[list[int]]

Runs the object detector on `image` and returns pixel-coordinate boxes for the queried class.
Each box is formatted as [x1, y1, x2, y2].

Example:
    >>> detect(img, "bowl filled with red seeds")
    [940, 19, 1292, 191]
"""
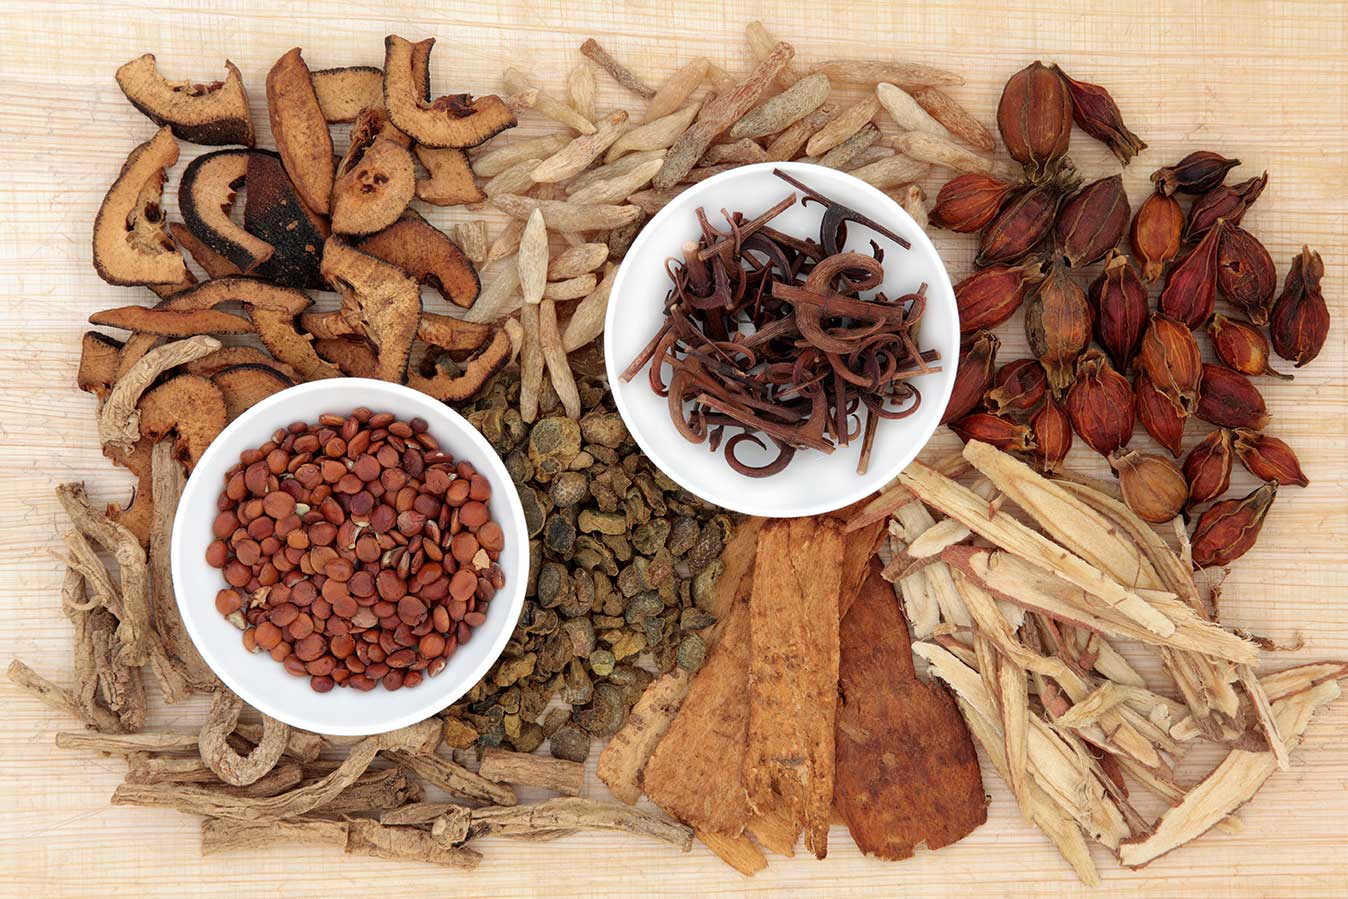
[172, 378, 528, 736]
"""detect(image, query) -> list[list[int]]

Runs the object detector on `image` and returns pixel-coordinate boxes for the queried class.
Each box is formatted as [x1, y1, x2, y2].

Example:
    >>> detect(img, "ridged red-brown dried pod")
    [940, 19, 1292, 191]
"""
[1029, 396, 1072, 473]
[1151, 151, 1240, 197]
[1136, 313, 1203, 416]
[954, 261, 1045, 333]
[1130, 190, 1183, 282]
[984, 358, 1047, 417]
[941, 331, 1000, 425]
[1208, 313, 1291, 380]
[997, 61, 1072, 183]
[976, 185, 1060, 266]
[1216, 224, 1277, 325]
[1159, 219, 1224, 329]
[1185, 172, 1268, 242]
[1232, 429, 1308, 487]
[1109, 449, 1188, 523]
[1089, 249, 1148, 372]
[1065, 349, 1133, 456]
[1134, 370, 1185, 458]
[1055, 174, 1130, 268]
[949, 412, 1036, 453]
[1025, 261, 1092, 394]
[1190, 482, 1277, 569]
[1269, 246, 1329, 368]
[1196, 363, 1269, 430]
[1053, 66, 1147, 165]
[930, 173, 1015, 233]
[1183, 428, 1234, 507]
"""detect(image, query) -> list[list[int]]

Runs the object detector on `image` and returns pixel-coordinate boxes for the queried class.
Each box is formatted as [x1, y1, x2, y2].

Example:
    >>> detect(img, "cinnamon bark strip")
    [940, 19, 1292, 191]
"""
[743, 517, 844, 859]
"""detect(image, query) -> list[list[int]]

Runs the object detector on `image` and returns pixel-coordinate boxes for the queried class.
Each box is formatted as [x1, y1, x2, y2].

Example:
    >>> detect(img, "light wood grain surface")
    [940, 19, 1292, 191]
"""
[1, 1, 1345, 896]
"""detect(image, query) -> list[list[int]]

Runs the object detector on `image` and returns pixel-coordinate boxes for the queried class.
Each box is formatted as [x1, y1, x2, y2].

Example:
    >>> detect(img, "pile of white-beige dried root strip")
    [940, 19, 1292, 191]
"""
[846, 438, 1346, 883]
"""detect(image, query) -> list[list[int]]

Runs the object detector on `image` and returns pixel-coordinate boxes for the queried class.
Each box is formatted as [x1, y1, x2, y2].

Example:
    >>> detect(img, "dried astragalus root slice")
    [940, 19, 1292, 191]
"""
[606, 103, 702, 163]
[503, 67, 594, 134]
[414, 146, 485, 206]
[178, 150, 274, 273]
[645, 57, 709, 122]
[116, 54, 253, 146]
[265, 48, 334, 214]
[809, 58, 963, 88]
[358, 213, 480, 308]
[93, 126, 189, 287]
[384, 35, 516, 148]
[311, 65, 384, 122]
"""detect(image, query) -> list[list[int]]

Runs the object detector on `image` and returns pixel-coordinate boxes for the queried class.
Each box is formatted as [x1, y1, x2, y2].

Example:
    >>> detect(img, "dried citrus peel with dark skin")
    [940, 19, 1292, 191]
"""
[211, 364, 295, 419]
[357, 214, 481, 307]
[249, 307, 341, 381]
[382, 35, 516, 148]
[244, 150, 329, 289]
[89, 304, 253, 336]
[93, 126, 189, 287]
[311, 66, 384, 123]
[320, 237, 420, 382]
[331, 135, 416, 236]
[78, 332, 127, 399]
[169, 222, 241, 278]
[266, 48, 333, 215]
[115, 54, 254, 146]
[178, 149, 274, 273]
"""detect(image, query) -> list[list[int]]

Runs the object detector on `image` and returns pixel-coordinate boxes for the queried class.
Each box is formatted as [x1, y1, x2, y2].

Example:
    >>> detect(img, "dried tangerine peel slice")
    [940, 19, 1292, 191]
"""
[115, 54, 254, 146]
[266, 48, 334, 214]
[178, 149, 274, 273]
[93, 126, 189, 286]
[211, 364, 295, 419]
[414, 146, 484, 206]
[382, 35, 516, 148]
[357, 215, 480, 308]
[320, 238, 420, 382]
[78, 332, 127, 399]
[313, 337, 377, 378]
[136, 373, 228, 469]
[89, 305, 253, 336]
[331, 137, 416, 236]
[311, 66, 384, 123]
[250, 307, 341, 381]
[406, 330, 511, 401]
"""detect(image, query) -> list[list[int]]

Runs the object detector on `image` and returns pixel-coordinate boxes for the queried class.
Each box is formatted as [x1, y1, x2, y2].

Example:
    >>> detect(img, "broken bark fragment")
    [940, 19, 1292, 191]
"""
[383, 35, 516, 148]
[697, 830, 767, 875]
[384, 750, 518, 806]
[93, 126, 189, 286]
[116, 54, 254, 145]
[201, 816, 348, 856]
[469, 798, 692, 850]
[477, 747, 584, 796]
[597, 668, 690, 804]
[380, 801, 472, 826]
[179, 149, 275, 273]
[345, 820, 482, 869]
[321, 237, 420, 382]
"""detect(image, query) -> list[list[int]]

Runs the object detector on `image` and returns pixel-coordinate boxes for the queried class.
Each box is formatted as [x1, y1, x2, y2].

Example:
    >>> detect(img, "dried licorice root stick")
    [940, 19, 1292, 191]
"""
[346, 820, 483, 870]
[199, 690, 290, 786]
[62, 570, 131, 733]
[201, 817, 349, 856]
[97, 335, 222, 454]
[478, 747, 584, 797]
[384, 750, 519, 806]
[539, 299, 581, 419]
[150, 440, 214, 689]
[580, 38, 655, 98]
[7, 659, 87, 723]
[468, 798, 693, 850]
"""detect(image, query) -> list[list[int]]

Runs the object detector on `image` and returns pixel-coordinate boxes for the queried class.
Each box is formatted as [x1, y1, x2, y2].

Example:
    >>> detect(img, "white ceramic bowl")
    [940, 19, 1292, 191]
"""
[604, 161, 959, 518]
[172, 378, 528, 736]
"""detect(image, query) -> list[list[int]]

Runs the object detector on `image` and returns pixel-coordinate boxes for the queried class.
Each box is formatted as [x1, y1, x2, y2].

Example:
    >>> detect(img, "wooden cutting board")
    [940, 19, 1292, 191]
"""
[1, 1, 1344, 896]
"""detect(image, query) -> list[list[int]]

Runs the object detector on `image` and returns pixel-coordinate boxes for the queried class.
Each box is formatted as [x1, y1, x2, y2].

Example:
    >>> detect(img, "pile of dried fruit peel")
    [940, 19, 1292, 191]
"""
[11, 16, 1342, 884]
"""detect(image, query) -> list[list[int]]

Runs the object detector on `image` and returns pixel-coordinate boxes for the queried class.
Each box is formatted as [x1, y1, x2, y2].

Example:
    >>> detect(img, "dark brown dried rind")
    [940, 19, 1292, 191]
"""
[332, 119, 416, 236]
[137, 374, 228, 469]
[313, 337, 377, 377]
[250, 308, 341, 381]
[116, 54, 254, 146]
[183, 345, 297, 381]
[383, 35, 517, 148]
[414, 146, 485, 206]
[169, 222, 241, 279]
[78, 332, 127, 399]
[211, 364, 295, 419]
[244, 150, 330, 289]
[178, 149, 275, 273]
[103, 439, 155, 545]
[93, 126, 189, 286]
[357, 214, 480, 308]
[311, 66, 384, 123]
[321, 238, 420, 382]
[154, 276, 312, 315]
[406, 330, 511, 401]
[266, 48, 334, 214]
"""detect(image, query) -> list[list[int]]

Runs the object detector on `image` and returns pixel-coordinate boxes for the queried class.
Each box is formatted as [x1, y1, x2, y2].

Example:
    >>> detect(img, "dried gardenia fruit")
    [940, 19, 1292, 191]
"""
[1196, 363, 1269, 430]
[1190, 482, 1277, 569]
[1136, 313, 1203, 415]
[942, 331, 1000, 425]
[1233, 429, 1308, 488]
[1055, 174, 1129, 268]
[1134, 370, 1185, 458]
[1109, 449, 1188, 523]
[1185, 172, 1267, 242]
[976, 185, 1060, 266]
[1053, 65, 1147, 165]
[984, 358, 1047, 416]
[930, 173, 1014, 233]
[1151, 151, 1240, 197]
[1130, 190, 1183, 282]
[1183, 428, 1234, 507]
[1159, 219, 1224, 329]
[955, 261, 1045, 333]
[1030, 396, 1072, 473]
[1065, 349, 1133, 456]
[997, 61, 1072, 183]
[1089, 249, 1148, 372]
[1269, 246, 1329, 368]
[948, 412, 1036, 453]
[1208, 313, 1290, 380]
[1025, 261, 1092, 394]
[1216, 224, 1277, 324]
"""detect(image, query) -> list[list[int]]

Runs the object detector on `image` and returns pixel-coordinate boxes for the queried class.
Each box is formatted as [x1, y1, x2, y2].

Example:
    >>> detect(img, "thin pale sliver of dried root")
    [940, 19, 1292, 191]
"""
[546, 243, 608, 280]
[380, 801, 473, 826]
[452, 220, 489, 265]
[566, 62, 597, 122]
[97, 335, 221, 454]
[532, 110, 631, 183]
[519, 302, 544, 422]
[478, 747, 584, 797]
[539, 299, 581, 419]
[580, 38, 655, 98]
[644, 57, 709, 122]
[606, 103, 702, 163]
[150, 439, 214, 690]
[201, 816, 348, 856]
[561, 263, 617, 353]
[517, 208, 549, 306]
[468, 798, 692, 850]
[805, 96, 880, 157]
[7, 659, 88, 724]
[911, 85, 996, 151]
[473, 134, 571, 178]
[503, 68, 593, 134]
[543, 274, 597, 301]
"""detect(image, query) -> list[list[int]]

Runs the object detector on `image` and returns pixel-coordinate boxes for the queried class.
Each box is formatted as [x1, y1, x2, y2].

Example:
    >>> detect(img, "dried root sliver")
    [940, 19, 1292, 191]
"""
[566, 157, 664, 205]
[700, 139, 769, 166]
[532, 110, 631, 183]
[814, 124, 879, 170]
[98, 335, 221, 454]
[745, 21, 804, 86]
[546, 243, 609, 280]
[847, 153, 929, 190]
[482, 157, 544, 198]
[580, 38, 655, 97]
[562, 263, 618, 353]
[520, 302, 544, 422]
[809, 58, 964, 88]
[517, 208, 549, 306]
[493, 194, 642, 232]
[912, 86, 996, 151]
[895, 130, 1008, 176]
[645, 57, 709, 122]
[897, 184, 929, 231]
[503, 68, 594, 134]
[453, 220, 489, 265]
[766, 105, 833, 162]
[543, 273, 597, 301]
[472, 133, 571, 177]
[728, 73, 830, 140]
[566, 63, 597, 122]
[606, 102, 702, 163]
[539, 299, 581, 419]
[804, 96, 880, 157]
[875, 82, 950, 137]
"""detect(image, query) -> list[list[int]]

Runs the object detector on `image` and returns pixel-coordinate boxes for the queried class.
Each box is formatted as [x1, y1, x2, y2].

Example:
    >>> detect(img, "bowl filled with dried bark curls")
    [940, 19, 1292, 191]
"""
[606, 161, 957, 517]
[171, 378, 528, 736]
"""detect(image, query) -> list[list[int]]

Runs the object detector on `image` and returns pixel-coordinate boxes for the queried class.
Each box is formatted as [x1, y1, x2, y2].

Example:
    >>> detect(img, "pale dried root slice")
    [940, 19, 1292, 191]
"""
[211, 364, 294, 419]
[539, 299, 580, 418]
[93, 126, 189, 286]
[321, 238, 420, 382]
[477, 748, 583, 797]
[531, 110, 631, 182]
[357, 213, 480, 308]
[468, 798, 692, 850]
[137, 373, 228, 469]
[345, 820, 481, 869]
[503, 67, 593, 134]
[99, 335, 222, 454]
[406, 330, 511, 401]
[472, 133, 570, 177]
[414, 146, 485, 206]
[332, 126, 416, 236]
[201, 817, 348, 856]
[492, 194, 642, 232]
[169, 221, 240, 278]
[561, 262, 617, 353]
[178, 149, 274, 273]
[517, 208, 548, 306]
[384, 35, 516, 148]
[579, 38, 655, 98]
[311, 65, 384, 122]
[809, 58, 964, 88]
[698, 830, 767, 876]
[77, 332, 126, 399]
[244, 150, 329, 289]
[729, 73, 830, 140]
[116, 54, 254, 145]
[452, 220, 489, 265]
[644, 56, 708, 122]
[597, 668, 690, 805]
[266, 48, 333, 214]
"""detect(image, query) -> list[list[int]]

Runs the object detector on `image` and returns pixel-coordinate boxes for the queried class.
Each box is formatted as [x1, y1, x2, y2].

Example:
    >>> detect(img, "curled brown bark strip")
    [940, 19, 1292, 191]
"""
[97, 335, 222, 455]
[199, 691, 290, 786]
